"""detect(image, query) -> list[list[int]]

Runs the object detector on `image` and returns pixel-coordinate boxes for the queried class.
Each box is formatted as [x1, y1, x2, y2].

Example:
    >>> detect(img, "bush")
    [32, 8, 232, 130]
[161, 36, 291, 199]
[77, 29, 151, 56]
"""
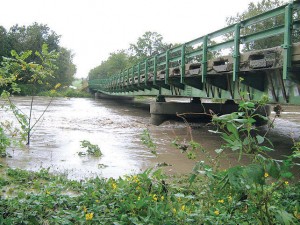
[37, 88, 92, 98]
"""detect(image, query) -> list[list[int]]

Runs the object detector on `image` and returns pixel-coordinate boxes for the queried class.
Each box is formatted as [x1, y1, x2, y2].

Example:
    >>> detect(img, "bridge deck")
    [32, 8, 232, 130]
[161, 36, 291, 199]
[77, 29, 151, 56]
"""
[89, 1, 300, 105]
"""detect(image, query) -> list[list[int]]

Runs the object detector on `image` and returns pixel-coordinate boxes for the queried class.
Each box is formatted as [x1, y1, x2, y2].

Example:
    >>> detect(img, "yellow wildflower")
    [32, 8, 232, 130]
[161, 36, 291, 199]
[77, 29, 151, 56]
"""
[138, 196, 141, 201]
[112, 183, 117, 190]
[152, 194, 158, 202]
[161, 196, 164, 201]
[172, 208, 177, 214]
[85, 212, 94, 221]
[214, 210, 220, 216]
[218, 199, 224, 203]
[95, 200, 100, 203]
[264, 172, 269, 178]
[285, 181, 289, 185]
[228, 196, 232, 201]
[181, 205, 185, 211]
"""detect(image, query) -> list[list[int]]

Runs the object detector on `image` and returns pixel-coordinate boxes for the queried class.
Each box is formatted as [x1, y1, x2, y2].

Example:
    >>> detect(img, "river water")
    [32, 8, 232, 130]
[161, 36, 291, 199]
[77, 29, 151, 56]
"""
[0, 96, 299, 180]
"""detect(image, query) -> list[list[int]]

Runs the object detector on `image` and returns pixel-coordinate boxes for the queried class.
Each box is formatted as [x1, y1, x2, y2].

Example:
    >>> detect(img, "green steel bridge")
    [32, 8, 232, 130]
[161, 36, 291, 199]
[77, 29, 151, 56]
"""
[89, 1, 300, 106]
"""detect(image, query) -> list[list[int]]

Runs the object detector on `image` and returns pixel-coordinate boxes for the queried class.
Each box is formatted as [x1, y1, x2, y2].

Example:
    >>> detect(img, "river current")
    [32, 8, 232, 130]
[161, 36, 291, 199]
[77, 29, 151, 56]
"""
[0, 96, 299, 180]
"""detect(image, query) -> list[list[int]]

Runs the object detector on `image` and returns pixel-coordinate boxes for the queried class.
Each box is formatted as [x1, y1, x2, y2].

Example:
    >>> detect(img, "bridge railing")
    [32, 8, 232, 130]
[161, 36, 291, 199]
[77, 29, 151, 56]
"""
[89, 0, 300, 93]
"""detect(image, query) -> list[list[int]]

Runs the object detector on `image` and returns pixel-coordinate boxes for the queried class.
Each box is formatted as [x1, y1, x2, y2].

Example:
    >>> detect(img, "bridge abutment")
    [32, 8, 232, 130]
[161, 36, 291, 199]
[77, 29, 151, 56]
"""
[150, 101, 271, 125]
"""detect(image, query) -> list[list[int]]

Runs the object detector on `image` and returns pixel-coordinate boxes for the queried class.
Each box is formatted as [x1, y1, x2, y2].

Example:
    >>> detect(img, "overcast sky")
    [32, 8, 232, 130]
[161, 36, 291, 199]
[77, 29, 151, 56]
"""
[1, 0, 263, 78]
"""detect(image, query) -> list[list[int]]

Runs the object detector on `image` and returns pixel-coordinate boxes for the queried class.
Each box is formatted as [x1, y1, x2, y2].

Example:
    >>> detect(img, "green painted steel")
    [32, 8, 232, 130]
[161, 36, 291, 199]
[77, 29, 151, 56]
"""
[233, 23, 240, 82]
[201, 35, 208, 83]
[89, 1, 300, 105]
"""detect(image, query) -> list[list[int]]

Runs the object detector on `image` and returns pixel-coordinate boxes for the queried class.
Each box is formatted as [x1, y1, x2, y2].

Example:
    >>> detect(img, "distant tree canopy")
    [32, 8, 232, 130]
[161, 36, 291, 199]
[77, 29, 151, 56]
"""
[88, 50, 130, 80]
[226, 0, 298, 51]
[128, 31, 170, 64]
[0, 23, 76, 93]
[88, 31, 172, 80]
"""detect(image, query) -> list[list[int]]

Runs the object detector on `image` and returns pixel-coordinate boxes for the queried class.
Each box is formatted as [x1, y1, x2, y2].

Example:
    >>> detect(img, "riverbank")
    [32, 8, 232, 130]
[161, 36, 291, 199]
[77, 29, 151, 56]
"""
[1, 163, 299, 224]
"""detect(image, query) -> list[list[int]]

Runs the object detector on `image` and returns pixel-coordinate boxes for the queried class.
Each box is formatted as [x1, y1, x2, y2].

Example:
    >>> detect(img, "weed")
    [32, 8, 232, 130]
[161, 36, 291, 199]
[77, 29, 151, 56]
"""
[0, 165, 299, 224]
[79, 140, 102, 157]
[141, 129, 157, 155]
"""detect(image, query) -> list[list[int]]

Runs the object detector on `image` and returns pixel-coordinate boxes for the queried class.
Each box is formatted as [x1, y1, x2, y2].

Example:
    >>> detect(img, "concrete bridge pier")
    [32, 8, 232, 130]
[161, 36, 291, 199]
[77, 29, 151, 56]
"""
[150, 100, 271, 125]
[95, 92, 134, 101]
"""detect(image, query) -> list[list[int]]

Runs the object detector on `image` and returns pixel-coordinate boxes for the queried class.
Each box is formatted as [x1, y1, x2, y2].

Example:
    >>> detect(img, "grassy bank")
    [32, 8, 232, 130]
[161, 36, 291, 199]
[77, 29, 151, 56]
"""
[0, 163, 299, 224]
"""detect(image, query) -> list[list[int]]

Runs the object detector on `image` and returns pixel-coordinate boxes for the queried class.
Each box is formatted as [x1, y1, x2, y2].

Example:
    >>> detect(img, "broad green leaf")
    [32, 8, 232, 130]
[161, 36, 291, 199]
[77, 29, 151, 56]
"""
[226, 122, 239, 138]
[243, 164, 265, 185]
[227, 166, 245, 190]
[266, 160, 280, 179]
[243, 137, 250, 145]
[256, 135, 264, 144]
[260, 146, 274, 152]
[232, 118, 248, 124]
[274, 209, 295, 225]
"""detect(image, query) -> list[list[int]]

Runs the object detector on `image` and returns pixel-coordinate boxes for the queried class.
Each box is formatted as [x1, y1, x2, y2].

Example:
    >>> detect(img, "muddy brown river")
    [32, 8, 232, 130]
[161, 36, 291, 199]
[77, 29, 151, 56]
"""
[0, 96, 299, 180]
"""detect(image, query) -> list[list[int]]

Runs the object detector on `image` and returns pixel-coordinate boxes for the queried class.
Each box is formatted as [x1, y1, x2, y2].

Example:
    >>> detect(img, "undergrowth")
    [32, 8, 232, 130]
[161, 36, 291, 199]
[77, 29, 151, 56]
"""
[0, 166, 299, 224]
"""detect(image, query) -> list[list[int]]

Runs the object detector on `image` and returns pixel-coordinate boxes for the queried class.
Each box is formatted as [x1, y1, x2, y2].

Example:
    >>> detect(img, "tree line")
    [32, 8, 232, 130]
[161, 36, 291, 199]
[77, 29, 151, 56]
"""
[88, 31, 172, 80]
[0, 22, 76, 95]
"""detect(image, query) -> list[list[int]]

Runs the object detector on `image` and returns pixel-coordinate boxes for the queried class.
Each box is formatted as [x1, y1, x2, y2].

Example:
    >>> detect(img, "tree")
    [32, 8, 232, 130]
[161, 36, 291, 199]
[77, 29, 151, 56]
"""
[226, 0, 287, 51]
[0, 26, 10, 61]
[88, 50, 130, 79]
[129, 31, 170, 63]
[1, 44, 59, 147]
[7, 23, 60, 61]
[0, 23, 75, 91]
[88, 32, 172, 79]
[50, 47, 77, 87]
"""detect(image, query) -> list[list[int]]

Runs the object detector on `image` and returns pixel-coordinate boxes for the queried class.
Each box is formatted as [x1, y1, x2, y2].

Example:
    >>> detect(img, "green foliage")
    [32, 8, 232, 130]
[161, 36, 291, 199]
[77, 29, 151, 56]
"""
[88, 31, 172, 80]
[0, 126, 10, 157]
[0, 23, 76, 89]
[0, 44, 59, 151]
[141, 129, 157, 155]
[193, 96, 300, 224]
[79, 140, 102, 157]
[129, 31, 170, 63]
[88, 50, 130, 80]
[1, 43, 59, 93]
[0, 165, 299, 224]
[172, 138, 199, 160]
[291, 141, 300, 159]
[38, 88, 92, 98]
[210, 98, 272, 159]
[225, 0, 298, 51]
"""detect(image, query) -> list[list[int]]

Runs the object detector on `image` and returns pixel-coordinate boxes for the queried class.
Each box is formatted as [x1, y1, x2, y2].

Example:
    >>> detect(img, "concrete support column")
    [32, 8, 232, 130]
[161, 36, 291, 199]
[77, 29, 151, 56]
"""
[95, 92, 134, 101]
[150, 101, 271, 125]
